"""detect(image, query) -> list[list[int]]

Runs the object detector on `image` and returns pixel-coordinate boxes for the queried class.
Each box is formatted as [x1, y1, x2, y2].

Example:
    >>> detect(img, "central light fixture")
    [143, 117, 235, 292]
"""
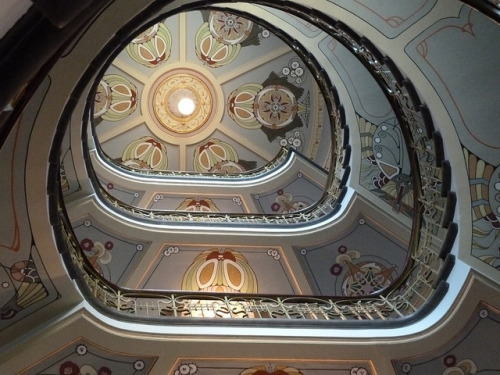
[178, 97, 196, 116]
[151, 72, 214, 134]
[166, 87, 198, 119]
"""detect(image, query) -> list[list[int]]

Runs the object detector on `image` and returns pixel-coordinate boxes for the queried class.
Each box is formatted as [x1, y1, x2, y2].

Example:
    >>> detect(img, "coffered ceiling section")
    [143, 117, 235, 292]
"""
[93, 10, 331, 175]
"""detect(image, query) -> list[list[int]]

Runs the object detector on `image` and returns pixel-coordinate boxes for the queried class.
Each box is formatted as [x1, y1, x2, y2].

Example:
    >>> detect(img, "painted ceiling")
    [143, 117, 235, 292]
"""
[62, 8, 412, 297]
[0, 0, 499, 375]
[93, 9, 331, 175]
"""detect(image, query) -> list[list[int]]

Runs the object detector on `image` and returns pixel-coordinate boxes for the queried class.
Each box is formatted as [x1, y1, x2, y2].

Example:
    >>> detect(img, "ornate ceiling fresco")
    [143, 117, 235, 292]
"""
[0, 0, 499, 375]
[93, 10, 330, 175]
[67, 7, 418, 299]
[84, 9, 333, 217]
[60, 10, 348, 296]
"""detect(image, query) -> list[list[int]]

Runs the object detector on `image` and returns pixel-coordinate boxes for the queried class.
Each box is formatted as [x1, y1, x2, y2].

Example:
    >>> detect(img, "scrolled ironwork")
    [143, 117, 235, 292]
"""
[51, 1, 459, 326]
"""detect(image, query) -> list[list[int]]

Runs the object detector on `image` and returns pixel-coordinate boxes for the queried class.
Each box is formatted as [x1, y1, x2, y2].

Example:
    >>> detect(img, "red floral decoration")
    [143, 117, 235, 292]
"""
[59, 361, 79, 375]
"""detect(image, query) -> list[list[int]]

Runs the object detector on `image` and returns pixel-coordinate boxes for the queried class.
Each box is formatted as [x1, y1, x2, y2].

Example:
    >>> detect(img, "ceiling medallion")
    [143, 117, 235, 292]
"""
[152, 73, 213, 134]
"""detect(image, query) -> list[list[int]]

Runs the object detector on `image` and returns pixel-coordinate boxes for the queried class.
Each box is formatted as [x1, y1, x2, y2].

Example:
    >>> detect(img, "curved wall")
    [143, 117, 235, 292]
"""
[0, 1, 499, 374]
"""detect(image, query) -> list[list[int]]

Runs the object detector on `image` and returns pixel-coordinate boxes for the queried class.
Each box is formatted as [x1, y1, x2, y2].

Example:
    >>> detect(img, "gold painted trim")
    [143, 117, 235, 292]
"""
[153, 73, 213, 134]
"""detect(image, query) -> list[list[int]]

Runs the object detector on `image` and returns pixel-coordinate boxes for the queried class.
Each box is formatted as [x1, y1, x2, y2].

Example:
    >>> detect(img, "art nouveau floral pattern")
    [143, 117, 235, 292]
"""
[330, 245, 396, 297]
[228, 72, 308, 142]
[94, 75, 138, 122]
[195, 11, 258, 68]
[176, 198, 220, 212]
[193, 138, 245, 173]
[121, 136, 168, 170]
[126, 23, 172, 67]
[181, 248, 258, 293]
[0, 250, 49, 320]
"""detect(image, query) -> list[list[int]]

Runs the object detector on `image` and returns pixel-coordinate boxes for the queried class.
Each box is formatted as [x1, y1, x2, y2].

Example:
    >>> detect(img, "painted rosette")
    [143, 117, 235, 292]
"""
[255, 85, 298, 129]
[121, 136, 168, 171]
[126, 23, 172, 68]
[227, 83, 263, 129]
[208, 11, 253, 45]
[181, 249, 258, 293]
[94, 74, 138, 122]
[193, 139, 239, 173]
[195, 22, 241, 68]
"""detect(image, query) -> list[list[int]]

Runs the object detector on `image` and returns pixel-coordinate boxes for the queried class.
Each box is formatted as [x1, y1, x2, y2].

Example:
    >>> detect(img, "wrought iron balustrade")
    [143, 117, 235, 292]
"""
[51, 2, 458, 326]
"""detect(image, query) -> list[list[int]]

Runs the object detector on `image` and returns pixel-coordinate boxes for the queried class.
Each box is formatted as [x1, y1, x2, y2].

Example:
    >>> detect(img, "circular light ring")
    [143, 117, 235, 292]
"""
[151, 72, 214, 134]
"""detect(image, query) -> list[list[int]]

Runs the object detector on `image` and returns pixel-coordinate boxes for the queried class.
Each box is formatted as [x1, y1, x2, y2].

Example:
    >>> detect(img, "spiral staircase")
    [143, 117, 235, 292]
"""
[0, 1, 499, 374]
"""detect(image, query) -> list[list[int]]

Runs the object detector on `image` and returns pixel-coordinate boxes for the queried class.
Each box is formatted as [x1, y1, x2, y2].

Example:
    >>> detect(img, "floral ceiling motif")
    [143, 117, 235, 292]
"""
[0, 80, 59, 331]
[0, 248, 52, 322]
[195, 11, 261, 68]
[193, 138, 244, 173]
[296, 216, 407, 296]
[91, 9, 328, 175]
[241, 364, 304, 375]
[94, 74, 138, 123]
[330, 245, 396, 297]
[72, 215, 151, 286]
[2, 1, 500, 375]
[181, 248, 258, 293]
[120, 136, 168, 170]
[228, 72, 308, 141]
[126, 23, 172, 67]
[176, 198, 220, 212]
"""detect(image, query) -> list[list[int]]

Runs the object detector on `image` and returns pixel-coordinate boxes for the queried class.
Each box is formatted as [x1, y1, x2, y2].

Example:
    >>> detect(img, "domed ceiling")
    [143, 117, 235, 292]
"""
[2, 1, 500, 375]
[60, 4, 417, 297]
[93, 9, 331, 175]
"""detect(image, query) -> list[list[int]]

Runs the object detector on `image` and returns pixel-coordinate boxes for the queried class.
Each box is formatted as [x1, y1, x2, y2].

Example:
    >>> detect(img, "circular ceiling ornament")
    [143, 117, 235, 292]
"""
[152, 73, 213, 134]
[208, 11, 253, 45]
[255, 85, 298, 129]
